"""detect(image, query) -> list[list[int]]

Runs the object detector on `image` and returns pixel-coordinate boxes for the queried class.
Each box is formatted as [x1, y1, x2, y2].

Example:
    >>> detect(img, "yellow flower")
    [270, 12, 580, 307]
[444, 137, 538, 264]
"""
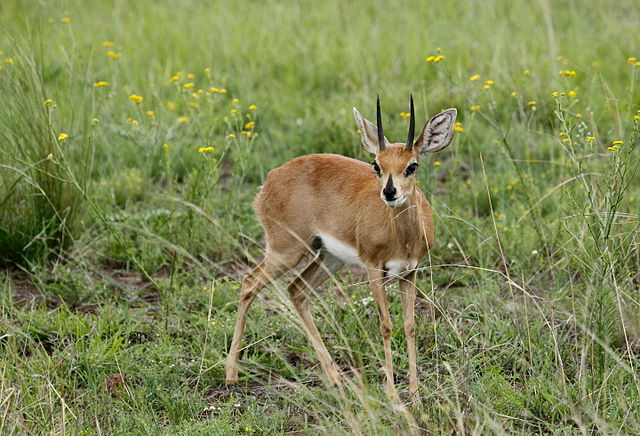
[106, 51, 121, 59]
[232, 98, 239, 104]
[483, 85, 491, 89]
[167, 102, 175, 110]
[469, 105, 480, 111]
[169, 76, 180, 82]
[241, 130, 252, 137]
[57, 133, 68, 141]
[128, 94, 143, 104]
[92, 81, 109, 87]
[587, 136, 595, 141]
[183, 83, 194, 88]
[562, 138, 570, 143]
[130, 119, 139, 126]
[523, 70, 531, 76]
[178, 117, 189, 123]
[608, 145, 619, 151]
[551, 91, 559, 98]
[559, 70, 577, 77]
[43, 99, 53, 105]
[433, 55, 444, 62]
[453, 122, 464, 132]
[219, 88, 228, 93]
[209, 87, 219, 92]
[4, 58, 14, 64]
[527, 101, 537, 105]
[92, 118, 100, 125]
[612, 140, 623, 145]
[628, 57, 637, 64]
[230, 109, 237, 114]
[559, 132, 567, 136]
[511, 91, 517, 97]
[244, 121, 255, 129]
[47, 153, 53, 160]
[568, 90, 577, 97]
[634, 115, 640, 120]
[102, 41, 115, 47]
[399, 112, 410, 119]
[146, 111, 155, 116]
[227, 134, 236, 139]
[203, 68, 210, 74]
[248, 104, 257, 111]
[198, 146, 214, 152]
[469, 74, 480, 81]
[425, 56, 435, 62]
[162, 143, 169, 150]
[485, 80, 494, 85]
[433, 161, 441, 167]
[60, 17, 70, 23]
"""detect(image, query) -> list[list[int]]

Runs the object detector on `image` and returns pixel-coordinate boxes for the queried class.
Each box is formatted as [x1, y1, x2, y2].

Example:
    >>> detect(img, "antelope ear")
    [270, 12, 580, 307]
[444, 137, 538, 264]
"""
[414, 108, 457, 157]
[353, 107, 389, 155]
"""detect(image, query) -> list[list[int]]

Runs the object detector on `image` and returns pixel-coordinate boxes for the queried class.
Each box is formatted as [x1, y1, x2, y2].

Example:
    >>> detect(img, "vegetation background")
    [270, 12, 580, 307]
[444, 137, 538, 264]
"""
[1, 0, 639, 434]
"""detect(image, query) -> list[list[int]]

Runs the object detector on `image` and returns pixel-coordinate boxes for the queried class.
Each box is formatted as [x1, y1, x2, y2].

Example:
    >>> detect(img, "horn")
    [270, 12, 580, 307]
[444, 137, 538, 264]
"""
[406, 94, 415, 150]
[377, 95, 385, 150]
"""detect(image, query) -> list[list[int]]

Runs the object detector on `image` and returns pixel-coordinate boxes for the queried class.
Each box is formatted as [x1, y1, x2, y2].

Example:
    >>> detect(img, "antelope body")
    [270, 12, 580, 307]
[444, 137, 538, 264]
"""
[225, 97, 457, 406]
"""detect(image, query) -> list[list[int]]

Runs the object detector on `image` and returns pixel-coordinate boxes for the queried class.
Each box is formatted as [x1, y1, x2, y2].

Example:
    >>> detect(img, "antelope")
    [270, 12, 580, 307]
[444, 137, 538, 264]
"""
[225, 96, 457, 405]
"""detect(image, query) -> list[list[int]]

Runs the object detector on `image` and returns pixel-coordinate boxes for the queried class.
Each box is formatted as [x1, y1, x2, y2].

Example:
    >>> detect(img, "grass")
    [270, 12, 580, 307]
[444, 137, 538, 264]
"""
[1, 0, 639, 433]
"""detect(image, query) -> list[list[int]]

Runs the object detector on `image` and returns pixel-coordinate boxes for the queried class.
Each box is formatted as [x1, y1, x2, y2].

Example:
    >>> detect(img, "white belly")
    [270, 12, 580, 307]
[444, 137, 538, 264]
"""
[384, 259, 418, 277]
[317, 233, 365, 267]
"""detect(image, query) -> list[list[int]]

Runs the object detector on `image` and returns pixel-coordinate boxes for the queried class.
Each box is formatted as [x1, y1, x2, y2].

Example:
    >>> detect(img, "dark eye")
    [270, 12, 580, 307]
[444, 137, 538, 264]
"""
[372, 161, 381, 177]
[405, 162, 418, 177]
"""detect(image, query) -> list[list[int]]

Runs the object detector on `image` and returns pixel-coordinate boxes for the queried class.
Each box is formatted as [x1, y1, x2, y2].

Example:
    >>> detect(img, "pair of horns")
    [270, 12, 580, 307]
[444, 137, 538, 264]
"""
[376, 95, 415, 151]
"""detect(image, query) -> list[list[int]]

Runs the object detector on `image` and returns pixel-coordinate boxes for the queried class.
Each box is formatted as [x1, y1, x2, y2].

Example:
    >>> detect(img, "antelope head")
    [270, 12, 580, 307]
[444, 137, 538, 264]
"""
[353, 96, 457, 207]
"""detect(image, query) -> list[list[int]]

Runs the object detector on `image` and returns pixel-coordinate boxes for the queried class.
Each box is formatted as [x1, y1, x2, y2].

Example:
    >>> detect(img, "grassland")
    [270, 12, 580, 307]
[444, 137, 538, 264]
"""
[1, 0, 639, 434]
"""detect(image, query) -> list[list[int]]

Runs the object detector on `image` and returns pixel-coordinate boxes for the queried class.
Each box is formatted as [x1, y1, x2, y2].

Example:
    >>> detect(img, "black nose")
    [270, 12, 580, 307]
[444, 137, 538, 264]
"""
[383, 186, 396, 200]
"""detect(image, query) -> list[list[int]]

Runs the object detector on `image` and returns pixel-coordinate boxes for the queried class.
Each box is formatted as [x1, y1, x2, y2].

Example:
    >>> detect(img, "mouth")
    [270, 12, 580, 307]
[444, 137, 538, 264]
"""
[382, 195, 407, 207]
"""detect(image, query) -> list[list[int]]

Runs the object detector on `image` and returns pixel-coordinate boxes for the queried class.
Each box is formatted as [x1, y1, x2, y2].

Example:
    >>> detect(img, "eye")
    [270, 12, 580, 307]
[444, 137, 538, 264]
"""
[405, 162, 418, 177]
[372, 161, 381, 177]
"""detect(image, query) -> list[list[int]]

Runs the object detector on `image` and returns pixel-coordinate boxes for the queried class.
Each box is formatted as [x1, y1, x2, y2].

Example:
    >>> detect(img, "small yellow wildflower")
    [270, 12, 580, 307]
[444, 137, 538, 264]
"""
[47, 153, 53, 160]
[399, 112, 411, 119]
[188, 102, 199, 108]
[469, 105, 480, 111]
[559, 70, 577, 77]
[146, 111, 155, 116]
[608, 145, 619, 151]
[612, 140, 623, 145]
[511, 91, 517, 97]
[57, 133, 68, 141]
[551, 91, 559, 98]
[576, 113, 582, 118]
[162, 143, 169, 150]
[43, 99, 53, 105]
[248, 104, 257, 111]
[453, 122, 464, 132]
[92, 118, 100, 125]
[562, 138, 570, 143]
[210, 87, 219, 92]
[227, 134, 236, 139]
[219, 88, 228, 93]
[178, 117, 189, 123]
[559, 132, 567, 136]
[232, 98, 239, 104]
[230, 109, 237, 114]
[128, 94, 143, 104]
[587, 136, 595, 142]
[485, 80, 494, 85]
[4, 58, 14, 64]
[555, 56, 569, 64]
[198, 146, 214, 152]
[244, 121, 255, 129]
[633, 115, 640, 120]
[102, 41, 115, 47]
[92, 81, 109, 87]
[568, 90, 577, 97]
[523, 70, 531, 76]
[469, 74, 480, 81]
[203, 68, 210, 74]
[167, 102, 175, 110]
[183, 83, 194, 88]
[60, 17, 70, 23]
[356, 129, 361, 134]
[241, 130, 252, 137]
[425, 56, 435, 62]
[483, 85, 491, 89]
[106, 51, 121, 59]
[197, 89, 204, 94]
[527, 101, 537, 106]
[628, 57, 637, 64]
[169, 76, 180, 82]
[130, 119, 139, 126]
[434, 161, 441, 167]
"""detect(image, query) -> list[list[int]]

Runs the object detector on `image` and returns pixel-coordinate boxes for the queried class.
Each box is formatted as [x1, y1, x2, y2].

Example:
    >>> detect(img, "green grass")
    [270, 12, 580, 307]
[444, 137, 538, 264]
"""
[1, 0, 639, 433]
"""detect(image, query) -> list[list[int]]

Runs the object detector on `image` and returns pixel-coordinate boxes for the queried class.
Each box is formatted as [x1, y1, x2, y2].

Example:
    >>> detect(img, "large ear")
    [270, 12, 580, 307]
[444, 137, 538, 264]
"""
[353, 107, 389, 155]
[414, 108, 457, 157]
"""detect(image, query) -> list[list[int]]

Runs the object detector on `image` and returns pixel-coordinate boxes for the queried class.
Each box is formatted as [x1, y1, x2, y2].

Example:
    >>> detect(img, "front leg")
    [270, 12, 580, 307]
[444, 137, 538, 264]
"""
[367, 268, 399, 401]
[399, 270, 421, 407]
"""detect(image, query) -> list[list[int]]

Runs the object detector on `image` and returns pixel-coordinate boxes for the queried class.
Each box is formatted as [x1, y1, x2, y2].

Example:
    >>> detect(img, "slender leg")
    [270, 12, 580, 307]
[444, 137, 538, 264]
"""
[225, 258, 288, 384]
[399, 270, 421, 407]
[288, 252, 344, 386]
[368, 268, 399, 400]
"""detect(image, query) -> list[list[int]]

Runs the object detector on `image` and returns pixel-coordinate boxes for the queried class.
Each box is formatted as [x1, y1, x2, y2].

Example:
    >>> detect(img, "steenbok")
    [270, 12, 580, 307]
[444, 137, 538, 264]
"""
[226, 96, 457, 405]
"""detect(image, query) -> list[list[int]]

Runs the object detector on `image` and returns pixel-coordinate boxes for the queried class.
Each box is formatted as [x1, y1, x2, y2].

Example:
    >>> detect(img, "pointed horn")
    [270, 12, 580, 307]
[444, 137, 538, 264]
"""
[406, 94, 415, 150]
[376, 95, 385, 150]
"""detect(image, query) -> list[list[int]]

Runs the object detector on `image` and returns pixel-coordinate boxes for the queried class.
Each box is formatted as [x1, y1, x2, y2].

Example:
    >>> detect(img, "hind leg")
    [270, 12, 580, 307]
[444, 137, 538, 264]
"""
[288, 252, 344, 385]
[225, 252, 300, 384]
